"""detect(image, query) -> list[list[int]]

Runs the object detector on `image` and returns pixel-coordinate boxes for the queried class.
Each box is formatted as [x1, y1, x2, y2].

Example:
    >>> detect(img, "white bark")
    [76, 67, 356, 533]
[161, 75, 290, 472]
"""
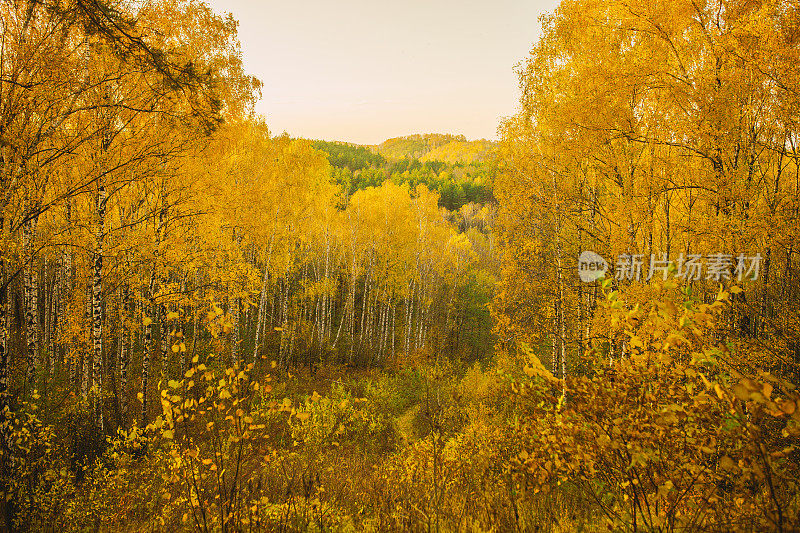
[92, 184, 107, 428]
[252, 230, 275, 362]
[141, 206, 166, 426]
[23, 213, 40, 389]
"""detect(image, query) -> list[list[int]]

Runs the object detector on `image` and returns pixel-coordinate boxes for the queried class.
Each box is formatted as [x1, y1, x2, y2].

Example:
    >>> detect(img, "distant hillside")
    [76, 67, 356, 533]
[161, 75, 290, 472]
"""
[311, 134, 497, 211]
[371, 134, 497, 163]
[310, 140, 386, 171]
[420, 139, 497, 164]
[374, 133, 464, 159]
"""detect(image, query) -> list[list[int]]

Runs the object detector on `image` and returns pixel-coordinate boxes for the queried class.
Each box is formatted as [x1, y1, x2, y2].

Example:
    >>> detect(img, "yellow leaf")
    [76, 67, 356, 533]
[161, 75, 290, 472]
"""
[732, 384, 750, 401]
[779, 400, 796, 415]
[763, 383, 773, 399]
[714, 383, 725, 400]
[143, 317, 152, 326]
[719, 456, 737, 471]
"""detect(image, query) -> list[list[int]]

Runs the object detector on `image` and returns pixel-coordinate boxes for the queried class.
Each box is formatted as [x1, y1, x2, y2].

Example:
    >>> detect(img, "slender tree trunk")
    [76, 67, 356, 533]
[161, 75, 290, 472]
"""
[82, 280, 91, 401]
[759, 247, 771, 338]
[0, 215, 8, 404]
[337, 254, 358, 356]
[416, 278, 427, 353]
[253, 231, 275, 362]
[117, 206, 130, 421]
[189, 293, 199, 370]
[552, 302, 558, 376]
[48, 258, 58, 379]
[0, 215, 10, 533]
[141, 206, 166, 426]
[44, 259, 51, 379]
[231, 295, 240, 365]
[278, 273, 290, 367]
[61, 201, 73, 379]
[405, 279, 415, 355]
[23, 213, 40, 390]
[554, 177, 567, 402]
[391, 297, 396, 362]
[160, 302, 169, 379]
[92, 183, 107, 429]
[359, 255, 373, 353]
[322, 237, 331, 342]
[119, 282, 130, 420]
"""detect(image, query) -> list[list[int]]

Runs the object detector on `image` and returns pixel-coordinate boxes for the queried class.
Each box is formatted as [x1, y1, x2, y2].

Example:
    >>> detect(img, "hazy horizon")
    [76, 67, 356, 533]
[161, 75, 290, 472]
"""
[204, 0, 560, 145]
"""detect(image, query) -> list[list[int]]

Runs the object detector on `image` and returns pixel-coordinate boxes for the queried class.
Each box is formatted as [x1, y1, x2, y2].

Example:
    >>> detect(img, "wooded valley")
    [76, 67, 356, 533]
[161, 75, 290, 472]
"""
[1, 0, 800, 531]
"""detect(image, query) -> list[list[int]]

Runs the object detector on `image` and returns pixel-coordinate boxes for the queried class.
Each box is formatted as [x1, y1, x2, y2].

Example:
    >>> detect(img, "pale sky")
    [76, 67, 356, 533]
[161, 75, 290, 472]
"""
[204, 0, 560, 145]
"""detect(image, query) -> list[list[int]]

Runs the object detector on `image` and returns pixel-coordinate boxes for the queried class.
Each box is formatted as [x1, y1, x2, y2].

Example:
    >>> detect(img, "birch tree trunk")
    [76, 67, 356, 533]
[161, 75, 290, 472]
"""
[117, 206, 130, 420]
[322, 236, 331, 342]
[82, 280, 90, 401]
[44, 259, 52, 379]
[62, 202, 73, 382]
[48, 258, 58, 379]
[23, 213, 40, 390]
[0, 216, 9, 531]
[359, 255, 373, 349]
[231, 295, 240, 365]
[253, 230, 275, 362]
[0, 215, 8, 404]
[160, 302, 169, 379]
[92, 183, 108, 428]
[336, 252, 358, 356]
[759, 247, 771, 338]
[405, 279, 415, 356]
[552, 302, 559, 377]
[554, 176, 567, 402]
[119, 282, 130, 420]
[391, 297, 396, 362]
[141, 206, 166, 426]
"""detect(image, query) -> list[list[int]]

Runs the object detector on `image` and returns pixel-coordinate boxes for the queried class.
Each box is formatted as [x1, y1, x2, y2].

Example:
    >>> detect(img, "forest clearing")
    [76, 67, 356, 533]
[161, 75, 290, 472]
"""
[1, 0, 800, 531]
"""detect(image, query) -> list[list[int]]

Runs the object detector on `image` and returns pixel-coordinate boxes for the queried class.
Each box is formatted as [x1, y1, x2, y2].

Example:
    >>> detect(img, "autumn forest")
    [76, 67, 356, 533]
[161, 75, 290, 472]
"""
[2, 0, 800, 531]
